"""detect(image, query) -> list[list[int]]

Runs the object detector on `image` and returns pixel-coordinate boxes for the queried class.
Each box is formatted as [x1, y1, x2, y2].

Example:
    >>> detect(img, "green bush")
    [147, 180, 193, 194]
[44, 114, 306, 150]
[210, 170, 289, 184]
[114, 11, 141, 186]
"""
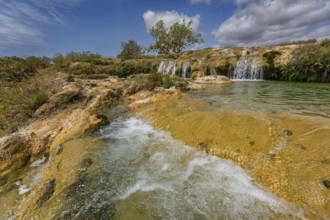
[262, 50, 282, 80]
[70, 64, 96, 75]
[282, 44, 330, 82]
[28, 92, 49, 110]
[146, 72, 188, 90]
[113, 61, 156, 78]
[0, 57, 34, 82]
[215, 61, 233, 76]
[320, 38, 330, 47]
[118, 40, 144, 60]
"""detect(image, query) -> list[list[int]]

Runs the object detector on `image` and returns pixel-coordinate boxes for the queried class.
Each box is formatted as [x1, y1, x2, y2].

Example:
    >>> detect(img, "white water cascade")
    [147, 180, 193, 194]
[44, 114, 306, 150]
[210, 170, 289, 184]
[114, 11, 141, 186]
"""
[157, 61, 167, 74]
[157, 61, 191, 78]
[182, 64, 191, 78]
[233, 58, 264, 80]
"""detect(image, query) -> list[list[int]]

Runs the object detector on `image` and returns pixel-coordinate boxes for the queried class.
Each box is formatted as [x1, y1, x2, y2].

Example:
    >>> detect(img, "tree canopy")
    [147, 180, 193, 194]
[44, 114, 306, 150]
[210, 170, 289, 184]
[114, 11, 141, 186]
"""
[118, 40, 144, 60]
[149, 20, 204, 55]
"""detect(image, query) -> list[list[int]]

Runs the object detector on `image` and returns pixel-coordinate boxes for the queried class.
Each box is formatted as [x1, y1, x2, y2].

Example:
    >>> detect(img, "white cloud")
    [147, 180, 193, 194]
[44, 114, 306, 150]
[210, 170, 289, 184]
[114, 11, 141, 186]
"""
[213, 0, 330, 46]
[0, 0, 84, 52]
[143, 10, 200, 33]
[190, 0, 212, 5]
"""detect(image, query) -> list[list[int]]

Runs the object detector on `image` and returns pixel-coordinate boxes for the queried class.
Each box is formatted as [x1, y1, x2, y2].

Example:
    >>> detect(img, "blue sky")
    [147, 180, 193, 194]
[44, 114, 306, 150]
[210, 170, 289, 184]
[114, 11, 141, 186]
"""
[1, 0, 330, 57]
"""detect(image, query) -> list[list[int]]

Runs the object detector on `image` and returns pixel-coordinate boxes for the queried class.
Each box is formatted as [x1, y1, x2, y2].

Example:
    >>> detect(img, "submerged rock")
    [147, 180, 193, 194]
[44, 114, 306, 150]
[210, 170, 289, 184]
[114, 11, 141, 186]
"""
[283, 130, 293, 136]
[37, 178, 56, 207]
[322, 180, 330, 190]
[54, 144, 64, 156]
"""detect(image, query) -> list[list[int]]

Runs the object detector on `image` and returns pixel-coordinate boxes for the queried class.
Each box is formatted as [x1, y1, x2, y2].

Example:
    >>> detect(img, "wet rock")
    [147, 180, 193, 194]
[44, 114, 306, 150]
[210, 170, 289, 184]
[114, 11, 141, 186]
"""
[197, 142, 209, 154]
[322, 180, 330, 190]
[37, 178, 56, 207]
[0, 177, 8, 186]
[283, 130, 293, 136]
[0, 133, 32, 175]
[321, 159, 330, 164]
[84, 114, 110, 135]
[54, 144, 64, 155]
[82, 157, 93, 169]
[296, 144, 306, 150]
[187, 82, 203, 90]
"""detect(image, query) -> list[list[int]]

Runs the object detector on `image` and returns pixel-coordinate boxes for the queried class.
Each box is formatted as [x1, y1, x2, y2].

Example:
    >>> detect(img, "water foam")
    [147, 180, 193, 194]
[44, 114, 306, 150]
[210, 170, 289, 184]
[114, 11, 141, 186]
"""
[96, 118, 305, 219]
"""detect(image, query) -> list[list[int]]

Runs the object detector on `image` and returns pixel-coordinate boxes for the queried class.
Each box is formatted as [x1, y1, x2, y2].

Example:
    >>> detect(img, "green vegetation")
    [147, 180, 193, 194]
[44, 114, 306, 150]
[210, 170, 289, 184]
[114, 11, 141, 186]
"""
[261, 39, 330, 82]
[149, 20, 203, 55]
[52, 51, 109, 71]
[147, 72, 187, 90]
[282, 43, 330, 82]
[262, 50, 282, 79]
[123, 72, 188, 96]
[0, 70, 61, 135]
[1, 39, 330, 136]
[215, 61, 234, 76]
[0, 56, 50, 82]
[118, 40, 144, 60]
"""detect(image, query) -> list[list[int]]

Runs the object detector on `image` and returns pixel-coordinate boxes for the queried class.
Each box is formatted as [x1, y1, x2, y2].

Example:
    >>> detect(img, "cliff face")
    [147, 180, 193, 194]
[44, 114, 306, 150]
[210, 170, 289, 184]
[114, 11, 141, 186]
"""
[154, 44, 304, 80]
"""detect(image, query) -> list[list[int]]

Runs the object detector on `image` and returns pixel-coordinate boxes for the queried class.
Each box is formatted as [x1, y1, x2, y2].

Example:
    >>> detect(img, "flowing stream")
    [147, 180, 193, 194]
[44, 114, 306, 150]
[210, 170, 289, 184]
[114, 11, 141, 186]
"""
[45, 117, 303, 219]
[2, 81, 330, 219]
[1, 116, 306, 219]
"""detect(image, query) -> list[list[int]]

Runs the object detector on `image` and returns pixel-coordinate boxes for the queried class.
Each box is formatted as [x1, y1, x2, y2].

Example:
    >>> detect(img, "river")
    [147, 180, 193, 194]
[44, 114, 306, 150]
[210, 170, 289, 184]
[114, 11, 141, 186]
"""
[189, 81, 330, 119]
[1, 81, 329, 219]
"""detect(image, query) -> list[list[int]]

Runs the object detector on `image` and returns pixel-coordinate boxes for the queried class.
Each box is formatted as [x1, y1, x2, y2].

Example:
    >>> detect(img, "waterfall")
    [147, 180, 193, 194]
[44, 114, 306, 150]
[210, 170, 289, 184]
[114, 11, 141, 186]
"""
[157, 61, 192, 78]
[233, 58, 264, 80]
[182, 64, 191, 79]
[157, 61, 166, 74]
[172, 63, 178, 76]
[165, 61, 174, 75]
[157, 61, 175, 75]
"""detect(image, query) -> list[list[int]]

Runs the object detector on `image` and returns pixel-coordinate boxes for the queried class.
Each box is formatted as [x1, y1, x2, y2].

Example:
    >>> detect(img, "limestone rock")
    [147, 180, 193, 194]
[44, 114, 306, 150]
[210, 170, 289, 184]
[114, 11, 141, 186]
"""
[34, 85, 83, 117]
[194, 75, 232, 84]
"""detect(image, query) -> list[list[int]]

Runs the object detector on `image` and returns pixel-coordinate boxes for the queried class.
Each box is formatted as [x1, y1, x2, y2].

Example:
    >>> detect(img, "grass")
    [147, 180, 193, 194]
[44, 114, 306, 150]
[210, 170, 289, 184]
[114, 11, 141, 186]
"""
[0, 70, 63, 136]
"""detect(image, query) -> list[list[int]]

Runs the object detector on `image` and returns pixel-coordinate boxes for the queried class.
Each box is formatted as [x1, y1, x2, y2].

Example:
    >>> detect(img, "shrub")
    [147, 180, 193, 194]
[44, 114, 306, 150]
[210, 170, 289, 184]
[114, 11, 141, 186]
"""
[262, 50, 282, 80]
[281, 44, 330, 82]
[146, 72, 188, 90]
[0, 57, 34, 82]
[118, 40, 144, 60]
[28, 92, 49, 110]
[321, 38, 330, 47]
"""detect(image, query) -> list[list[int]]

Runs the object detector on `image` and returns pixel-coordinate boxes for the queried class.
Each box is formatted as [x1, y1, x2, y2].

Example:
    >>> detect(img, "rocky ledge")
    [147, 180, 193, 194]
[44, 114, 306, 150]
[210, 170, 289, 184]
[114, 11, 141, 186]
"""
[194, 75, 232, 84]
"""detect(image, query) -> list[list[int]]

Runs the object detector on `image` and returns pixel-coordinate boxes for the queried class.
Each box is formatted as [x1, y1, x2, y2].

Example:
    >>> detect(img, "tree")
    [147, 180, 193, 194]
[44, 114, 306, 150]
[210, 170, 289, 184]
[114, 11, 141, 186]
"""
[118, 40, 144, 60]
[149, 20, 204, 55]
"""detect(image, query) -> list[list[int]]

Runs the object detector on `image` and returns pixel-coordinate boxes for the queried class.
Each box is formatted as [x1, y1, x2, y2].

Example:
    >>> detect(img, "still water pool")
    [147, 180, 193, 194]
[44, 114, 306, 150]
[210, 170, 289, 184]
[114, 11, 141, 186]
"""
[190, 81, 330, 118]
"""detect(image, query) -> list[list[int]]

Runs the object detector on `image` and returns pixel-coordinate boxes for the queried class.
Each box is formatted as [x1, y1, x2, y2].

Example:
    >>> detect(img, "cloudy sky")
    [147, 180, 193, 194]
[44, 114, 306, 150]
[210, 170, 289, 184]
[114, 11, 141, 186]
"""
[1, 0, 330, 57]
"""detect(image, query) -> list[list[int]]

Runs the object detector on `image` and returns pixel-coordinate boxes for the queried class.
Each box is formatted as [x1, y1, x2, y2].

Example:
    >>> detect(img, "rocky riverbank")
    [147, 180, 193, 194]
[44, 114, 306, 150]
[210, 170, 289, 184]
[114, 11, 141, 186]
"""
[135, 92, 330, 219]
[0, 73, 194, 218]
[1, 72, 329, 219]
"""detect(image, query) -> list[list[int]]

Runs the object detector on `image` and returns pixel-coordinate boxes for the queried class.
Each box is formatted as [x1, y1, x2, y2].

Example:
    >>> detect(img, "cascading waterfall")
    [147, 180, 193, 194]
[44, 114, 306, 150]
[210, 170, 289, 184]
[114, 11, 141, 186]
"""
[157, 61, 191, 78]
[182, 64, 192, 78]
[171, 63, 178, 76]
[165, 61, 174, 75]
[158, 58, 264, 80]
[157, 61, 166, 74]
[233, 58, 264, 80]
